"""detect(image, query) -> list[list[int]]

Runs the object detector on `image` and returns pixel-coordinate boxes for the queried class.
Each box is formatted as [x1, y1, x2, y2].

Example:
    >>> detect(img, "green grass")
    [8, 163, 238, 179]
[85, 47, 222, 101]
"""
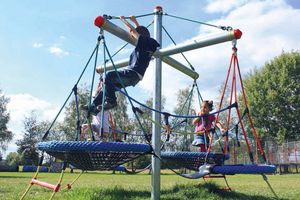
[0, 171, 299, 199]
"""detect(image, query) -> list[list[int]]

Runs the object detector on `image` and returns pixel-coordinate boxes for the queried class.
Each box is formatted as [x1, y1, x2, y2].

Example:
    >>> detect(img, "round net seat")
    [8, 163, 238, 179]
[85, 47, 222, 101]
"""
[37, 141, 152, 171]
[161, 152, 227, 171]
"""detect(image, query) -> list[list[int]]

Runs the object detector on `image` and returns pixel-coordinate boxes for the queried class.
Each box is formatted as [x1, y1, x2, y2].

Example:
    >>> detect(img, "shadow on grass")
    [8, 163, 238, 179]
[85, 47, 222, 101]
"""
[73, 183, 278, 200]
[196, 183, 274, 200]
[0, 175, 30, 179]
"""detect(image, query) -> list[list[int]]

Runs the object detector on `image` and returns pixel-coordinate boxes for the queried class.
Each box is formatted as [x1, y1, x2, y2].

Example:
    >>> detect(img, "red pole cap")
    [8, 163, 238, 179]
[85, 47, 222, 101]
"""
[234, 29, 242, 39]
[94, 16, 105, 28]
[155, 6, 162, 11]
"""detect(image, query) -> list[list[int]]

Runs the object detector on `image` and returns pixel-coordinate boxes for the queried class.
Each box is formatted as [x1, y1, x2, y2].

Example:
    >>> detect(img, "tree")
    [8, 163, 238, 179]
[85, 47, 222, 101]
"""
[243, 51, 300, 143]
[130, 96, 166, 142]
[5, 152, 21, 165]
[131, 97, 153, 142]
[215, 81, 241, 141]
[171, 87, 196, 151]
[110, 93, 132, 141]
[215, 82, 232, 126]
[59, 84, 133, 142]
[59, 84, 90, 140]
[173, 87, 195, 115]
[0, 89, 13, 152]
[16, 111, 43, 165]
[125, 96, 166, 170]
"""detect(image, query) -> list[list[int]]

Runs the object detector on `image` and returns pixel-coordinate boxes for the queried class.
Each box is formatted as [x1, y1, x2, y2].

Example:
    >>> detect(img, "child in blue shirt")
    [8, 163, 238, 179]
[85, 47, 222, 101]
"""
[89, 16, 160, 113]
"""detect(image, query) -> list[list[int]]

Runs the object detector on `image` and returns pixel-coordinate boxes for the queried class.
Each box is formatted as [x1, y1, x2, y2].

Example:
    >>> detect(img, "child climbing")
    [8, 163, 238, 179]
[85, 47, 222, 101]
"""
[87, 15, 160, 114]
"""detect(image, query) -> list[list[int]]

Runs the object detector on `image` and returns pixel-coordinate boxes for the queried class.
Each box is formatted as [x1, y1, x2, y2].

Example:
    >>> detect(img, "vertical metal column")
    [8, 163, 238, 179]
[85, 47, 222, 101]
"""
[151, 5, 162, 200]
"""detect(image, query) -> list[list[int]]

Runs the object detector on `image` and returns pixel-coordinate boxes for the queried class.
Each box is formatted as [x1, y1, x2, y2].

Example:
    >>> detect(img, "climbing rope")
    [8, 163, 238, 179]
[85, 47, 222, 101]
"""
[162, 25, 195, 71]
[102, 38, 153, 145]
[103, 12, 155, 20]
[41, 43, 100, 141]
[115, 86, 236, 119]
[163, 12, 233, 31]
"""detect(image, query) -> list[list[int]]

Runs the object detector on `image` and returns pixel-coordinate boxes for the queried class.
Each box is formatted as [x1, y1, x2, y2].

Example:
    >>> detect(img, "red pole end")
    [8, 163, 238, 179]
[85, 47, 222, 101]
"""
[234, 29, 242, 39]
[155, 6, 162, 11]
[94, 16, 105, 28]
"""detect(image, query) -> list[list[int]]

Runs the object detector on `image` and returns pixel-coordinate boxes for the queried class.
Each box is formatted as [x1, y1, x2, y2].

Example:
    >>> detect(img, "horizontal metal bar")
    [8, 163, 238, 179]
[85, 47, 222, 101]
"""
[156, 29, 242, 57]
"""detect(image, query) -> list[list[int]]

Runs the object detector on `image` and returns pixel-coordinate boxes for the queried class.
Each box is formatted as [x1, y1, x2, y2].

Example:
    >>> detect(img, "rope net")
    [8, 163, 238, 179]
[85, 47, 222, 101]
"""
[38, 141, 152, 170]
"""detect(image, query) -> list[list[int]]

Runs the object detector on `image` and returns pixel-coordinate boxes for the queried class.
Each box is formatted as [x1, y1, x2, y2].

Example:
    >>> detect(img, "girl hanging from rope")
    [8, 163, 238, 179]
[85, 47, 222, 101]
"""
[192, 100, 225, 152]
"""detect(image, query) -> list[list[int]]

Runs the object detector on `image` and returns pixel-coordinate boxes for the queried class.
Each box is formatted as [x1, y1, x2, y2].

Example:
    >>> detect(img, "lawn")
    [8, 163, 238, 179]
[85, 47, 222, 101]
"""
[0, 170, 299, 199]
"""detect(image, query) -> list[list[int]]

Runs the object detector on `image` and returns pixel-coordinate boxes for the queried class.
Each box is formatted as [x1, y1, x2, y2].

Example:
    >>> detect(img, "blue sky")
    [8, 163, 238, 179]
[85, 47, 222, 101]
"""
[1, 0, 300, 157]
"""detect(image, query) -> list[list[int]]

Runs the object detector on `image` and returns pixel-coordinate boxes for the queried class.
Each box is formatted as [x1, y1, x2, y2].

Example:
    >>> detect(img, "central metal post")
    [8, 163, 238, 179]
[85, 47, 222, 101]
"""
[151, 5, 162, 200]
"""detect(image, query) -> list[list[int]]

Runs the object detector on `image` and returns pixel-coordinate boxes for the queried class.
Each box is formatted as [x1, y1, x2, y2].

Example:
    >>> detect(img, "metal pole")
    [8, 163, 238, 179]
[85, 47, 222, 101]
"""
[152, 6, 162, 200]
[98, 56, 199, 80]
[157, 29, 242, 56]
[160, 56, 198, 79]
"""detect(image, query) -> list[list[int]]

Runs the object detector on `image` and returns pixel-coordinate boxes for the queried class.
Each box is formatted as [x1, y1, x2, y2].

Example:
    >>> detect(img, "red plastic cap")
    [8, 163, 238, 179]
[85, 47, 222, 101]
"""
[234, 29, 242, 39]
[94, 16, 104, 28]
[155, 6, 162, 11]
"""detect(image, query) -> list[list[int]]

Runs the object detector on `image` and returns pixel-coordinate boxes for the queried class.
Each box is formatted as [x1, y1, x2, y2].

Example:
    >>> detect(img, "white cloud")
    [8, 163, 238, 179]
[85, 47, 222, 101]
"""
[4, 93, 61, 158]
[49, 46, 70, 57]
[32, 42, 44, 48]
[205, 0, 248, 13]
[59, 35, 66, 40]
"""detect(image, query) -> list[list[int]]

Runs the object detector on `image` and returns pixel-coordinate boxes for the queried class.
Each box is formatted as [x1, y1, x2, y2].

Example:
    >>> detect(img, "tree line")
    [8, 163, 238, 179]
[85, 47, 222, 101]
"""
[1, 51, 299, 166]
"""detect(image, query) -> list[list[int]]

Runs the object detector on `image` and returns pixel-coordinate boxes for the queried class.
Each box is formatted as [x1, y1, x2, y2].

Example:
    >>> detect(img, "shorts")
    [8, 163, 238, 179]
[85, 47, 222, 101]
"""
[192, 138, 204, 147]
[192, 134, 205, 147]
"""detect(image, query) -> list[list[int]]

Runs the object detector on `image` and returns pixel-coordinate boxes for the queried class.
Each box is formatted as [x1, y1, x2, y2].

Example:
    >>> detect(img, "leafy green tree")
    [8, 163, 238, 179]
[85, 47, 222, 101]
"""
[132, 97, 153, 142]
[171, 87, 196, 151]
[16, 111, 43, 165]
[39, 120, 65, 141]
[59, 84, 90, 140]
[214, 81, 242, 147]
[243, 51, 300, 143]
[5, 152, 22, 165]
[59, 84, 133, 142]
[215, 82, 232, 126]
[130, 96, 166, 142]
[173, 87, 195, 115]
[125, 96, 166, 170]
[0, 89, 13, 152]
[110, 93, 132, 141]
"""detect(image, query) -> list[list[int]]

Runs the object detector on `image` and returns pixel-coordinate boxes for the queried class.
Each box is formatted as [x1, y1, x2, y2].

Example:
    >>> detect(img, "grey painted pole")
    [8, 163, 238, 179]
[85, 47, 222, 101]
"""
[157, 29, 242, 56]
[98, 56, 199, 80]
[151, 6, 162, 200]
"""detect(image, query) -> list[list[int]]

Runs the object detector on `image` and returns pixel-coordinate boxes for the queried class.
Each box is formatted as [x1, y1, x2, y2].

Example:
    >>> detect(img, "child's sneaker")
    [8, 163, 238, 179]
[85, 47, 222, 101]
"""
[103, 101, 117, 110]
[81, 104, 100, 115]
